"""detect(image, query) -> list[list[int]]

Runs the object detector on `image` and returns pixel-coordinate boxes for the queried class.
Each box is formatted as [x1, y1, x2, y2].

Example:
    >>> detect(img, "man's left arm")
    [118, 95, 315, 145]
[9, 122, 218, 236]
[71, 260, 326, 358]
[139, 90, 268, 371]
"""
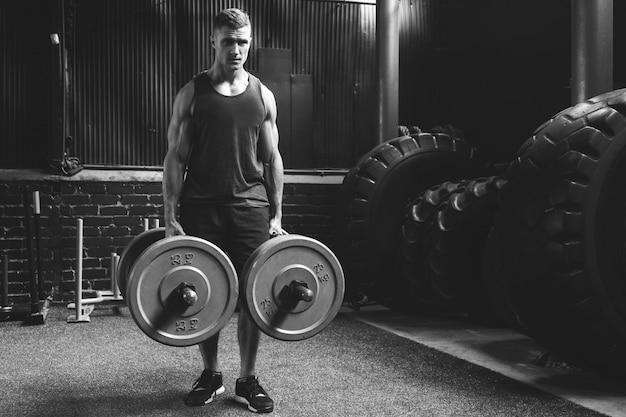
[259, 85, 286, 236]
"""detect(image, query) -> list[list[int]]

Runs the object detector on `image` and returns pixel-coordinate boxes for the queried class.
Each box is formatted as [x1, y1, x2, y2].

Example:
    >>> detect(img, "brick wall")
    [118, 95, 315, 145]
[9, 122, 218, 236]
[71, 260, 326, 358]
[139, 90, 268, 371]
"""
[0, 181, 60, 305]
[0, 170, 343, 305]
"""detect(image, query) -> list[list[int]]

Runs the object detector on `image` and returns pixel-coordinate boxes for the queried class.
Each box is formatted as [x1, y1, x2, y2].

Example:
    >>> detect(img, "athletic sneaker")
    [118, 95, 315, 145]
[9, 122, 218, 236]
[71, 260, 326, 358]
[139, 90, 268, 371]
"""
[234, 375, 274, 413]
[185, 370, 225, 406]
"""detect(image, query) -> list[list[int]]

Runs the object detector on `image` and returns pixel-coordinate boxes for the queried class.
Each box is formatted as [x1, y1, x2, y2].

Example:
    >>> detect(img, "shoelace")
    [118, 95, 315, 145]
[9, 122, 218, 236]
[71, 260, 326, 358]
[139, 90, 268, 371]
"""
[192, 373, 215, 391]
[191, 377, 203, 390]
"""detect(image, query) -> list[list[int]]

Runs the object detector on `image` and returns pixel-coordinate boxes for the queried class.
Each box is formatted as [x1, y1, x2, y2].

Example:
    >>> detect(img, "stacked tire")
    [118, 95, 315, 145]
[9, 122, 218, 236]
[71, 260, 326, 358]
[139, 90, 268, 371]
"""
[336, 89, 626, 379]
[427, 177, 507, 322]
[395, 176, 507, 322]
[490, 89, 626, 378]
[334, 133, 487, 308]
[399, 180, 469, 313]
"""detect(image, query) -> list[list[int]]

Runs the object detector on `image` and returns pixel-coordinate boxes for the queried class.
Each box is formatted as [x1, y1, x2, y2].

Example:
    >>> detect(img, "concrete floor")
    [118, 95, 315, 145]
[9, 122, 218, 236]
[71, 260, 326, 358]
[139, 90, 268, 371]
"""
[342, 305, 626, 417]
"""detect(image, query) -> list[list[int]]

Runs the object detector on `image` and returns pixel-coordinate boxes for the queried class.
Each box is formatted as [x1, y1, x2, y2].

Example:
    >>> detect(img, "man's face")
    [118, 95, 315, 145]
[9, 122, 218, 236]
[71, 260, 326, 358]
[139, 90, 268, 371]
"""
[212, 24, 252, 72]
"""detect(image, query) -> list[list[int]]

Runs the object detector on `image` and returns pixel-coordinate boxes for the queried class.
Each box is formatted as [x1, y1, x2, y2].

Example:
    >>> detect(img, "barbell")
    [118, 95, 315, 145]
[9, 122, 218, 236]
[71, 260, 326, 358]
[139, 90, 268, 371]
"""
[117, 228, 345, 346]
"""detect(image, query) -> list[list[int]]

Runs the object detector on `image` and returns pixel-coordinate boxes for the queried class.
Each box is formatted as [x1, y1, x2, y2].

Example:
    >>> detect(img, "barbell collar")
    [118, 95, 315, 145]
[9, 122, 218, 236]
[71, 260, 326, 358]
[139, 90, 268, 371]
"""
[282, 280, 314, 303]
[175, 283, 198, 306]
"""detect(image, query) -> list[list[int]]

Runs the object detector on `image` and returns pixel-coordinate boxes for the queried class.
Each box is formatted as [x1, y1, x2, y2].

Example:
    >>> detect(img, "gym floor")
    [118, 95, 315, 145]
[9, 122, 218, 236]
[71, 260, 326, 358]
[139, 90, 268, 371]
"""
[1, 303, 624, 416]
[344, 305, 626, 417]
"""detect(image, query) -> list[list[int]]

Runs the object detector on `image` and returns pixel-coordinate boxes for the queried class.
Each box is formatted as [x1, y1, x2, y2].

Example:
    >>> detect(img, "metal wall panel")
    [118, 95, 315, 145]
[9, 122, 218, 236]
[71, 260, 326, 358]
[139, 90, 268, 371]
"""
[71, 0, 177, 166]
[0, 0, 443, 169]
[69, 0, 378, 168]
[0, 0, 598, 170]
[398, 0, 438, 129]
[0, 1, 52, 169]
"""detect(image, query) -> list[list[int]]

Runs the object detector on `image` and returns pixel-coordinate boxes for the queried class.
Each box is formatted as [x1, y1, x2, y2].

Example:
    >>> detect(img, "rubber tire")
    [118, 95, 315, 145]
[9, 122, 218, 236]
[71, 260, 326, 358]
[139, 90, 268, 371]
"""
[335, 133, 485, 299]
[426, 176, 506, 324]
[396, 180, 469, 313]
[482, 227, 526, 332]
[494, 88, 626, 378]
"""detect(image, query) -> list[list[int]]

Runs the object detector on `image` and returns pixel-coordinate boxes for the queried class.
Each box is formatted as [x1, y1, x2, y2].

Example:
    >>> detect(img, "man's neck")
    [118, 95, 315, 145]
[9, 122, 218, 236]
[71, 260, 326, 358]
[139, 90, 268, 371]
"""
[210, 64, 248, 82]
[208, 66, 249, 96]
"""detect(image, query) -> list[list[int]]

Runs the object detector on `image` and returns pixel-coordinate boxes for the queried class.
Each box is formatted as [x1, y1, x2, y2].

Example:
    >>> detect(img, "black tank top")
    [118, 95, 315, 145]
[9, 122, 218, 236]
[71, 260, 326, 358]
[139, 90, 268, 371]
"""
[182, 72, 269, 207]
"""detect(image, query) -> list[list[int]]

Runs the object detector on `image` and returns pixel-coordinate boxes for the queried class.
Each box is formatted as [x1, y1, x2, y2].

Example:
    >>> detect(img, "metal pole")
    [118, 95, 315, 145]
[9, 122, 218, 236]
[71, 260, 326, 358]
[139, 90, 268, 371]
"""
[22, 189, 39, 315]
[571, 0, 613, 104]
[67, 218, 91, 323]
[33, 191, 44, 299]
[1, 252, 11, 313]
[376, 0, 400, 143]
[111, 253, 122, 300]
[75, 218, 83, 321]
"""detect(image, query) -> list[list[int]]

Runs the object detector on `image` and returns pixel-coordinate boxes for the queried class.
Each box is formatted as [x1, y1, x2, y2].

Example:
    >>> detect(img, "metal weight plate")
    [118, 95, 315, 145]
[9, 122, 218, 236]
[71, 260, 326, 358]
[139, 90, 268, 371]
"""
[117, 228, 165, 297]
[127, 236, 238, 347]
[243, 235, 345, 341]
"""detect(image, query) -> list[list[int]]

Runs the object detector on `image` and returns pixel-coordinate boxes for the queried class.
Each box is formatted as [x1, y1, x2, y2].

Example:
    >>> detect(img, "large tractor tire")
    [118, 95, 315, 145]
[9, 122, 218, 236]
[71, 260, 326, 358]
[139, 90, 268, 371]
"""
[426, 176, 506, 324]
[397, 180, 468, 313]
[494, 89, 626, 378]
[335, 133, 485, 301]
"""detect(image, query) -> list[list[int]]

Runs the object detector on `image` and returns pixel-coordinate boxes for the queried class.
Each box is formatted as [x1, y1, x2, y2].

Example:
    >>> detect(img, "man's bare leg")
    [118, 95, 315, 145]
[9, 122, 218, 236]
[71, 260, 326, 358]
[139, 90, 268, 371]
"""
[199, 333, 220, 371]
[238, 309, 261, 377]
[185, 333, 224, 407]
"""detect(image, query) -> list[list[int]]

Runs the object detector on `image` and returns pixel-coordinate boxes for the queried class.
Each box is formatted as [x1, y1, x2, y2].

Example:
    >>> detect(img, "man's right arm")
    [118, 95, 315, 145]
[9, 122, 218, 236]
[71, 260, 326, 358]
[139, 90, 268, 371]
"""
[163, 81, 194, 237]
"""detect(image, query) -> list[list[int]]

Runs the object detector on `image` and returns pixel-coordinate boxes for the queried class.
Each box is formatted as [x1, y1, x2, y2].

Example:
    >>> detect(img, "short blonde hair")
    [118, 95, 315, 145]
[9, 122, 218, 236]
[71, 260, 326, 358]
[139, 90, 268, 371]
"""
[214, 8, 251, 31]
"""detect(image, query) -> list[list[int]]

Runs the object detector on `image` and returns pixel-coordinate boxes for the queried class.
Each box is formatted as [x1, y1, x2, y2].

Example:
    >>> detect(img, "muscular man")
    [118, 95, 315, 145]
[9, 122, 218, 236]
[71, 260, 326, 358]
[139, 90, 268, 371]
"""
[162, 8, 285, 414]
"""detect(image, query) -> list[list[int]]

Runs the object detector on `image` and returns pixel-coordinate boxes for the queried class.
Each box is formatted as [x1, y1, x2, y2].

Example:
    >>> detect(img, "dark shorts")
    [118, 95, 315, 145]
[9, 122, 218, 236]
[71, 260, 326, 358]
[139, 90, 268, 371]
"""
[180, 204, 270, 277]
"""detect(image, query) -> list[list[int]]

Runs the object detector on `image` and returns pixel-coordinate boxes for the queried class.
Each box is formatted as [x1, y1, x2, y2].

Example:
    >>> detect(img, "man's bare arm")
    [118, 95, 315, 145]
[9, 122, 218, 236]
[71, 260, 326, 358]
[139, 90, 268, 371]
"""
[163, 81, 194, 237]
[258, 85, 286, 236]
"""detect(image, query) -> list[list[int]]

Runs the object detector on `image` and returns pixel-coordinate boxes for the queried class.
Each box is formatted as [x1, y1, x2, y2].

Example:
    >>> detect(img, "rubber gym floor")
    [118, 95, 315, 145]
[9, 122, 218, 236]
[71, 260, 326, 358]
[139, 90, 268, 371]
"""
[1, 303, 625, 417]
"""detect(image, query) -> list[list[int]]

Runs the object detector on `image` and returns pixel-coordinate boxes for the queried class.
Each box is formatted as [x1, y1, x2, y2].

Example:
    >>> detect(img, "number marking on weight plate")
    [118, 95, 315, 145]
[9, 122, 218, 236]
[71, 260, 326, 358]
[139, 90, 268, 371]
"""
[175, 318, 200, 332]
[171, 252, 195, 266]
[314, 261, 330, 282]
[260, 298, 272, 310]
[259, 298, 278, 319]
[265, 308, 278, 319]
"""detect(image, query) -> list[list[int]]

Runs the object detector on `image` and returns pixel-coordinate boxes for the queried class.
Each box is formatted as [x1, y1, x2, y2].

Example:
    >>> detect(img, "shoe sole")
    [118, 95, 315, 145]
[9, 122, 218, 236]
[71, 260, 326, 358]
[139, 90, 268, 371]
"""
[234, 395, 273, 413]
[185, 385, 225, 406]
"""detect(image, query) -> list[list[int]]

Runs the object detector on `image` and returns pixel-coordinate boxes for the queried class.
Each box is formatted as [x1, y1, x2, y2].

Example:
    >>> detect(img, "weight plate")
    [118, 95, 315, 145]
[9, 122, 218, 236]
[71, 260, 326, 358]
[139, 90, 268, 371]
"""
[117, 228, 165, 297]
[127, 236, 238, 347]
[243, 235, 345, 341]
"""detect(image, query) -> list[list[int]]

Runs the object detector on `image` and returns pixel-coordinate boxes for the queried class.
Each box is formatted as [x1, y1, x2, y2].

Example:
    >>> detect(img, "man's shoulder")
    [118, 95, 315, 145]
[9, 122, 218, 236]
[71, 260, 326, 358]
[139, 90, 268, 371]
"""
[258, 81, 275, 105]
[192, 70, 211, 88]
[194, 69, 210, 79]
[247, 74, 271, 96]
[174, 78, 196, 108]
[248, 73, 266, 95]
[246, 72, 265, 88]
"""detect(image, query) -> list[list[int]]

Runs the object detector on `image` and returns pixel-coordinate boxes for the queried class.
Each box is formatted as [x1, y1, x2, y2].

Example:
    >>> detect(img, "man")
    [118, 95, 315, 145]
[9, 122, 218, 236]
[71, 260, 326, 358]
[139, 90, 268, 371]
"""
[162, 8, 285, 414]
